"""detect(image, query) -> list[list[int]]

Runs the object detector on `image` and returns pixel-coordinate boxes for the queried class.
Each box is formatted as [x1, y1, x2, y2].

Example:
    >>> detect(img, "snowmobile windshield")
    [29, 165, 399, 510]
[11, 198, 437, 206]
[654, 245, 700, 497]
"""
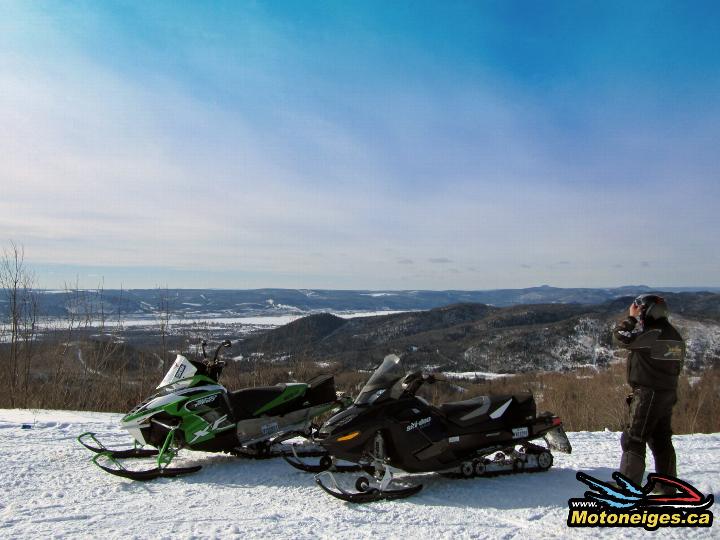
[157, 355, 198, 389]
[355, 354, 404, 405]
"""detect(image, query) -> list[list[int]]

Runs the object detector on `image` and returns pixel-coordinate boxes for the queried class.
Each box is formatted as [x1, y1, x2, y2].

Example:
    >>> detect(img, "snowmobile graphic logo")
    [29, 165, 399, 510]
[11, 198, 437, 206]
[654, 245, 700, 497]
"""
[186, 394, 218, 410]
[189, 415, 228, 443]
[173, 364, 186, 380]
[406, 417, 431, 431]
[567, 471, 713, 530]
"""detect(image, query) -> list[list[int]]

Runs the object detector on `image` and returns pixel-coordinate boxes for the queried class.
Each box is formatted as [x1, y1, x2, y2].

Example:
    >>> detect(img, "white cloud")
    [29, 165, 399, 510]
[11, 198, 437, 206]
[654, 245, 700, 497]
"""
[1, 4, 718, 289]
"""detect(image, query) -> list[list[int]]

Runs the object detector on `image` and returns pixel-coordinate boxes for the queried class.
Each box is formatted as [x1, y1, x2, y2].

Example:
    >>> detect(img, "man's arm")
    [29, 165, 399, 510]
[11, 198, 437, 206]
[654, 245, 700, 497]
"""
[613, 316, 662, 349]
[613, 316, 640, 346]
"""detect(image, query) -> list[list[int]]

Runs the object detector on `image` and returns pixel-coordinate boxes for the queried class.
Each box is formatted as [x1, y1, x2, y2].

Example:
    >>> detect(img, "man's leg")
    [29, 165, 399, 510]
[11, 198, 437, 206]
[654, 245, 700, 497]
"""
[647, 390, 677, 478]
[619, 387, 658, 484]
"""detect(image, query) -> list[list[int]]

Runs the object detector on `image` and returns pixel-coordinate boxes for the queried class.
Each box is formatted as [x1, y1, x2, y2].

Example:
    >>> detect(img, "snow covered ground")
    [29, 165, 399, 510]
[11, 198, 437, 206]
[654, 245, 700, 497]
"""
[444, 371, 516, 381]
[0, 409, 717, 539]
[0, 310, 410, 334]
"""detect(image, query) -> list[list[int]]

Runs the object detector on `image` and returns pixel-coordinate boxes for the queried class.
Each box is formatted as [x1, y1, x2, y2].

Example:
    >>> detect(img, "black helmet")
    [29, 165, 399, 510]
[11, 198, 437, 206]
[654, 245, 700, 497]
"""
[633, 294, 669, 320]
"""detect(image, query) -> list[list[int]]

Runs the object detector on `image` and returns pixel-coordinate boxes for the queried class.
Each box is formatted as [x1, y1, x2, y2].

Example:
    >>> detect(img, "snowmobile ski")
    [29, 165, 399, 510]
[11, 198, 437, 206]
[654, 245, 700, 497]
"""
[92, 452, 201, 481]
[315, 470, 422, 503]
[78, 432, 159, 458]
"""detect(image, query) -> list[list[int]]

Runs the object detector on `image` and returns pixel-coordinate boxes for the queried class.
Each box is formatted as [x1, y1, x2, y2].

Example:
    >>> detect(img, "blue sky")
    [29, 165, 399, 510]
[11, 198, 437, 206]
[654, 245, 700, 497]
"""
[2, 1, 719, 289]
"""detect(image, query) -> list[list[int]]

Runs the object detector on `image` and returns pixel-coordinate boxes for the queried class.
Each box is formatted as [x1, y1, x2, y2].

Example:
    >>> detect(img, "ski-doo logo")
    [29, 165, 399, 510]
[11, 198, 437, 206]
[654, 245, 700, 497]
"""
[406, 417, 431, 431]
[567, 471, 713, 531]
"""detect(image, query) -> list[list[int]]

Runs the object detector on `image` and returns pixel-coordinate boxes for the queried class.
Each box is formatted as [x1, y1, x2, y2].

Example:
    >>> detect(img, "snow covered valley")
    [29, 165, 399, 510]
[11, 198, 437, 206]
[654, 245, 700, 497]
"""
[0, 409, 717, 539]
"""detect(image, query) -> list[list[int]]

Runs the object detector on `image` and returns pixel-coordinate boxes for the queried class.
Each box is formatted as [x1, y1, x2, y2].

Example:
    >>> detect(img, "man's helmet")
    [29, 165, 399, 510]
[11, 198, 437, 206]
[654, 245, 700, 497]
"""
[633, 294, 669, 320]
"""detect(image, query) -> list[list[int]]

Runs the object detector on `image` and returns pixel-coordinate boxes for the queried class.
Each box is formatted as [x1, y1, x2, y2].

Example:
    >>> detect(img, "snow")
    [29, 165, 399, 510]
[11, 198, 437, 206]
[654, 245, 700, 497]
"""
[0, 310, 411, 334]
[444, 371, 516, 380]
[1, 409, 717, 539]
[337, 310, 409, 318]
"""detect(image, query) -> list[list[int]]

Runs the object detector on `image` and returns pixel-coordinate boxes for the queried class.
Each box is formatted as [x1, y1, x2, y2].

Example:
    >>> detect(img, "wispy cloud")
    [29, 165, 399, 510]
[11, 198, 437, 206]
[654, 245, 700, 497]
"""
[1, 3, 718, 288]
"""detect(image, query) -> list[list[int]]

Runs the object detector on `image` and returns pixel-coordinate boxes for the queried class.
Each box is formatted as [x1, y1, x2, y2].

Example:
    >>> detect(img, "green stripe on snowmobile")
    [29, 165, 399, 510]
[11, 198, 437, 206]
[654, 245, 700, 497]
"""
[253, 383, 307, 415]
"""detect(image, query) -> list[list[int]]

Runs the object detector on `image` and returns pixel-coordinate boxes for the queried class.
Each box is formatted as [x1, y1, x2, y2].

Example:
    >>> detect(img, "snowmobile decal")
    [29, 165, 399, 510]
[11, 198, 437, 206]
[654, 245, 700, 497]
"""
[406, 417, 431, 431]
[190, 414, 229, 443]
[458, 397, 491, 421]
[188, 394, 218, 408]
[489, 398, 513, 419]
[174, 364, 186, 379]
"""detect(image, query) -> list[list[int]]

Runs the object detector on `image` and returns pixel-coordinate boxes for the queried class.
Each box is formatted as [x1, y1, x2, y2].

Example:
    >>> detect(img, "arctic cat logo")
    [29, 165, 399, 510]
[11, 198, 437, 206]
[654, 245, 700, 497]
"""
[190, 394, 217, 408]
[406, 417, 431, 431]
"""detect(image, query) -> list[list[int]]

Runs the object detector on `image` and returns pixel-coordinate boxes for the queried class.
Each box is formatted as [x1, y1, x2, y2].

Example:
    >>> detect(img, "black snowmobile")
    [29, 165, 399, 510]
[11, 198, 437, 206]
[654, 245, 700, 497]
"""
[79, 339, 346, 480]
[286, 354, 572, 502]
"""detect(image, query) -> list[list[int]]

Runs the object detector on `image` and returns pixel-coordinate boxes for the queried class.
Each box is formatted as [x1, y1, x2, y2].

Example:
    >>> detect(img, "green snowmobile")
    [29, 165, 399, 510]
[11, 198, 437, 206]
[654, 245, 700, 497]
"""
[79, 339, 347, 480]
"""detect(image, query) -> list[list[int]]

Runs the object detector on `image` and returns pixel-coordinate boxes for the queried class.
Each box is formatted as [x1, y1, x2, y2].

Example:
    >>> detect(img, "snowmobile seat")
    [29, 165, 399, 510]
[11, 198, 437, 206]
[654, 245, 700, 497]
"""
[228, 386, 290, 419]
[304, 374, 337, 406]
[439, 394, 535, 427]
[439, 395, 492, 425]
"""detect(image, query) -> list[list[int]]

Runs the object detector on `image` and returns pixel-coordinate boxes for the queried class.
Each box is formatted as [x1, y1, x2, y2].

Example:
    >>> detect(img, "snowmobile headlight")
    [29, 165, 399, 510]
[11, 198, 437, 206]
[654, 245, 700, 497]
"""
[336, 431, 360, 442]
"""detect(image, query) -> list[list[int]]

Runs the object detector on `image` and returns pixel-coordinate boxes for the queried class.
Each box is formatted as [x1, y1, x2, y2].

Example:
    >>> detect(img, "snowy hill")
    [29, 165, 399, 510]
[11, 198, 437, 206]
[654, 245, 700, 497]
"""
[1, 409, 717, 539]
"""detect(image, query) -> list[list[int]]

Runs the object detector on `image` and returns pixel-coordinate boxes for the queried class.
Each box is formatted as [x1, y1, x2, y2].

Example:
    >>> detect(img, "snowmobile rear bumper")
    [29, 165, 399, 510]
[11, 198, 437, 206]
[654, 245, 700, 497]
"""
[543, 424, 572, 454]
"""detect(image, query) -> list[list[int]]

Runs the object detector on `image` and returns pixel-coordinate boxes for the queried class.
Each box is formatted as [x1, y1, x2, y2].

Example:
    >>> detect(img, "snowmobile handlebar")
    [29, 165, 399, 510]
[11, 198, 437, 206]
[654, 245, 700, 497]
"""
[399, 371, 446, 396]
[212, 339, 232, 363]
[195, 339, 232, 381]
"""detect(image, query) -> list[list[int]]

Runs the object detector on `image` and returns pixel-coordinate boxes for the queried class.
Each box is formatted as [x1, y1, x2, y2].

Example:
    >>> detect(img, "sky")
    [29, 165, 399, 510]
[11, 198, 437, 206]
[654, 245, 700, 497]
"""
[1, 1, 719, 290]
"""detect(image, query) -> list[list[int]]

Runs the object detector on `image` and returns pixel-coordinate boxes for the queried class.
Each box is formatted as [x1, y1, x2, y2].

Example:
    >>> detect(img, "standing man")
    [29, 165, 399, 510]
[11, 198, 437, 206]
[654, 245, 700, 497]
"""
[613, 294, 685, 488]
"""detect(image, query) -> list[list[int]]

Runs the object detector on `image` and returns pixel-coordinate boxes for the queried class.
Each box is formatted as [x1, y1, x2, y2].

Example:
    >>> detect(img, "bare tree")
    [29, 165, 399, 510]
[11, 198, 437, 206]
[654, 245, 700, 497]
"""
[0, 242, 39, 407]
[156, 286, 172, 372]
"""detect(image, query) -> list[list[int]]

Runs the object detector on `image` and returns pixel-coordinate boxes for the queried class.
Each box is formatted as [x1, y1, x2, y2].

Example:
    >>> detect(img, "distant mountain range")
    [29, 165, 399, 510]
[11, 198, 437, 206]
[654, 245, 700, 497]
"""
[3, 285, 719, 319]
[238, 292, 720, 374]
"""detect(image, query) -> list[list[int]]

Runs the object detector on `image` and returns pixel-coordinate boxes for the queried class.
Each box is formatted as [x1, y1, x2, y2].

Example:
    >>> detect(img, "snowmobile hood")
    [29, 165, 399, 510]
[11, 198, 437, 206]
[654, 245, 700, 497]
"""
[122, 382, 225, 423]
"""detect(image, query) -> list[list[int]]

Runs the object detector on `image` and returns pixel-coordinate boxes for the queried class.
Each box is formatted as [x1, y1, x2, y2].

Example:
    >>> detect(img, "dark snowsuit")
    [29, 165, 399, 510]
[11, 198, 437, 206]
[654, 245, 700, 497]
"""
[613, 316, 685, 484]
